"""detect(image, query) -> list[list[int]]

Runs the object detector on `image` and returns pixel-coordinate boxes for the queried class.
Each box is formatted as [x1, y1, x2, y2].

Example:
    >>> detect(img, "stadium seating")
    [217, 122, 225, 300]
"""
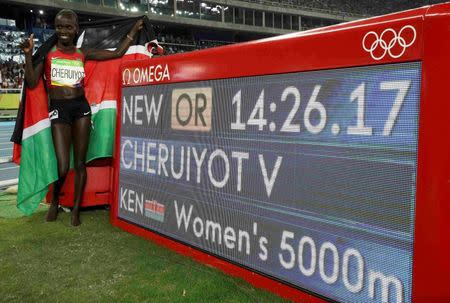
[0, 28, 26, 89]
[0, 26, 235, 87]
[241, 0, 443, 17]
[1, 0, 444, 88]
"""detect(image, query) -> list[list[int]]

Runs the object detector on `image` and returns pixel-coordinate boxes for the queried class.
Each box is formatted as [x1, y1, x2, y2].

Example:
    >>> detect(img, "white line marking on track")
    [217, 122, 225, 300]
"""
[0, 178, 18, 187]
[0, 166, 18, 171]
[0, 147, 12, 151]
[0, 157, 12, 163]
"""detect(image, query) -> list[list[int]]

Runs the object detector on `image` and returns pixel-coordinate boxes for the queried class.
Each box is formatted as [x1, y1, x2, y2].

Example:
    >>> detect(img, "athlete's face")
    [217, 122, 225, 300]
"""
[55, 14, 78, 46]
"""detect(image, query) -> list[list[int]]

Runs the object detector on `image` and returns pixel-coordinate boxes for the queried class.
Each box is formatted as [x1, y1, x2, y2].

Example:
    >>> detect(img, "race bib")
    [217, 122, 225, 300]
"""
[50, 58, 84, 87]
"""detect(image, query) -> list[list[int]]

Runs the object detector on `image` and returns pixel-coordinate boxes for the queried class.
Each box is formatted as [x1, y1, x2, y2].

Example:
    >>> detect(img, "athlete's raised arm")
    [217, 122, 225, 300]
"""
[83, 19, 144, 61]
[19, 33, 44, 89]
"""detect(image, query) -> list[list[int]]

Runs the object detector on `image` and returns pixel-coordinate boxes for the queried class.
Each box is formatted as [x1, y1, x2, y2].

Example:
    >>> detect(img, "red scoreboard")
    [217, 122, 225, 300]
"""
[112, 3, 450, 303]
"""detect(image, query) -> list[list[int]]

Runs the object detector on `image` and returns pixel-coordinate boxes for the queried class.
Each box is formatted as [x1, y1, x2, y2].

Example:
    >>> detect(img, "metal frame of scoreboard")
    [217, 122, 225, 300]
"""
[111, 3, 450, 302]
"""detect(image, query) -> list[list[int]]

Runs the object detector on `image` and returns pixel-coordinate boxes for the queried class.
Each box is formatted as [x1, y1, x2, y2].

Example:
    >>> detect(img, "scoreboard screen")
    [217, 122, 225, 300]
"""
[118, 62, 421, 303]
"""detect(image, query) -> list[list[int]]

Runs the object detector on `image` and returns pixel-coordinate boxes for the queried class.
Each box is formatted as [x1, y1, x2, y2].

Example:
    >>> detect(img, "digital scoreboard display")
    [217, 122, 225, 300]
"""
[118, 62, 421, 303]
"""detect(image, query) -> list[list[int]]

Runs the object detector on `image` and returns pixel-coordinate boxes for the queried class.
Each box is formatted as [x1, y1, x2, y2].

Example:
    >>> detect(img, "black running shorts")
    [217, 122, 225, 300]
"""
[48, 95, 91, 125]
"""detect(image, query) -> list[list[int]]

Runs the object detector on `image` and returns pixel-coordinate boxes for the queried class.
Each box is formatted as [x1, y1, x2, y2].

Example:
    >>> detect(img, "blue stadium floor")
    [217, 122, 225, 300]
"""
[0, 121, 19, 188]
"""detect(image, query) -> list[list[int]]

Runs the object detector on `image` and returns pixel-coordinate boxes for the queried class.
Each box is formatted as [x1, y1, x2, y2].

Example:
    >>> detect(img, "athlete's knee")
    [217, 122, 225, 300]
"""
[58, 163, 69, 178]
[74, 160, 86, 174]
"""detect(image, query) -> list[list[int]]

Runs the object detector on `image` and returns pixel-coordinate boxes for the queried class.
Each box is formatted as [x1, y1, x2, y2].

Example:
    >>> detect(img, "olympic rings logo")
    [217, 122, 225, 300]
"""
[362, 25, 416, 60]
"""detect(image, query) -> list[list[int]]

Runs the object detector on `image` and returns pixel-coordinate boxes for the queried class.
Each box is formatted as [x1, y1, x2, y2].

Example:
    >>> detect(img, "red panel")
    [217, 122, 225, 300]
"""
[111, 3, 450, 303]
[412, 3, 450, 303]
[121, 12, 425, 87]
[46, 166, 112, 207]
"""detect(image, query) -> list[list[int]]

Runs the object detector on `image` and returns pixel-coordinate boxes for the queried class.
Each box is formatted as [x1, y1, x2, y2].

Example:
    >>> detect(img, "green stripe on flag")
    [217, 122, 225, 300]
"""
[51, 58, 84, 67]
[17, 126, 58, 216]
[17, 106, 116, 215]
[87, 108, 117, 162]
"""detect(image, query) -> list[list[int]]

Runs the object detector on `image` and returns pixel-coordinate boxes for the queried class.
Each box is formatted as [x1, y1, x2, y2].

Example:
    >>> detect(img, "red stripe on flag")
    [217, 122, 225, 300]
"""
[84, 53, 151, 106]
[23, 80, 50, 129]
[12, 143, 21, 164]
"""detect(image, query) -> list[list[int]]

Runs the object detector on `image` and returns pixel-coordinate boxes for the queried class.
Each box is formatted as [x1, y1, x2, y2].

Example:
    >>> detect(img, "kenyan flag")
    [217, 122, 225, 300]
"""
[11, 16, 162, 215]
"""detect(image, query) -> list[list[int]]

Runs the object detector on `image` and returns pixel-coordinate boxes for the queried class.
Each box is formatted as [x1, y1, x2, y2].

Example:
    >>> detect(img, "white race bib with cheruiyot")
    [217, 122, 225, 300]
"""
[50, 58, 85, 87]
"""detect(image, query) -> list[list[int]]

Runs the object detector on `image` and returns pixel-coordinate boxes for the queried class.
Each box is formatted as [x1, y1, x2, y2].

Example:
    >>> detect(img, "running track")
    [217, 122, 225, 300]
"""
[0, 121, 19, 188]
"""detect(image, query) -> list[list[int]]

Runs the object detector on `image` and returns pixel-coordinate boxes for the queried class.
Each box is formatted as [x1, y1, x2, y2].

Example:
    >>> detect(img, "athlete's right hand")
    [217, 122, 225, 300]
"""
[19, 33, 34, 54]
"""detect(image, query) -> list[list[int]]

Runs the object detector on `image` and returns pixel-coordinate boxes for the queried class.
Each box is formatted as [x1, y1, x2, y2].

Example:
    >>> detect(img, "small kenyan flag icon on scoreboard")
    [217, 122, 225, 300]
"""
[145, 200, 165, 222]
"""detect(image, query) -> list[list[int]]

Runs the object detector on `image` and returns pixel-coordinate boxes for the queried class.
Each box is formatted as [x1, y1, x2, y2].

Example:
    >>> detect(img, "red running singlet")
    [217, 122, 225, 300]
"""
[44, 46, 85, 89]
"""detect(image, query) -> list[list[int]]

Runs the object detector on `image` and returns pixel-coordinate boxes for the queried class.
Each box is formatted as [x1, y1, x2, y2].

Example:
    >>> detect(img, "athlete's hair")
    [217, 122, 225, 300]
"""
[55, 9, 78, 24]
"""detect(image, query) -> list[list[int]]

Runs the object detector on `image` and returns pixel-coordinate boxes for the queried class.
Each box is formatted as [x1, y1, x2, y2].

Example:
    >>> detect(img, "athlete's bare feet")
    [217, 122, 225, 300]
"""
[71, 207, 81, 226]
[46, 201, 59, 222]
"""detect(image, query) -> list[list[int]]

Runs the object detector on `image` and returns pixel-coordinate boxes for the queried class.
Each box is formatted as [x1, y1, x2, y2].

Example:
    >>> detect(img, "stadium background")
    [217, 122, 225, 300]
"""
[0, 1, 447, 196]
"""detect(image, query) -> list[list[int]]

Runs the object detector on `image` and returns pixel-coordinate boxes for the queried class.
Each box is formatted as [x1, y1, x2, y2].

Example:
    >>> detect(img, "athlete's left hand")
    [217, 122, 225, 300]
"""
[131, 19, 144, 34]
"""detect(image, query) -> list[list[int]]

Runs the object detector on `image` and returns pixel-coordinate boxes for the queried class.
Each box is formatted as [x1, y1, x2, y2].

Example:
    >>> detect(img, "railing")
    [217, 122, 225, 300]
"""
[242, 0, 367, 17]
[0, 88, 20, 121]
[81, 0, 368, 18]
[0, 88, 22, 94]
[159, 42, 197, 48]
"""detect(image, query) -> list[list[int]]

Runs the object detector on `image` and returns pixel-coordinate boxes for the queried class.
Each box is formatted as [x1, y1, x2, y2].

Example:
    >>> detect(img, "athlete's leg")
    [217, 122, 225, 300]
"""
[71, 116, 91, 226]
[47, 122, 71, 221]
